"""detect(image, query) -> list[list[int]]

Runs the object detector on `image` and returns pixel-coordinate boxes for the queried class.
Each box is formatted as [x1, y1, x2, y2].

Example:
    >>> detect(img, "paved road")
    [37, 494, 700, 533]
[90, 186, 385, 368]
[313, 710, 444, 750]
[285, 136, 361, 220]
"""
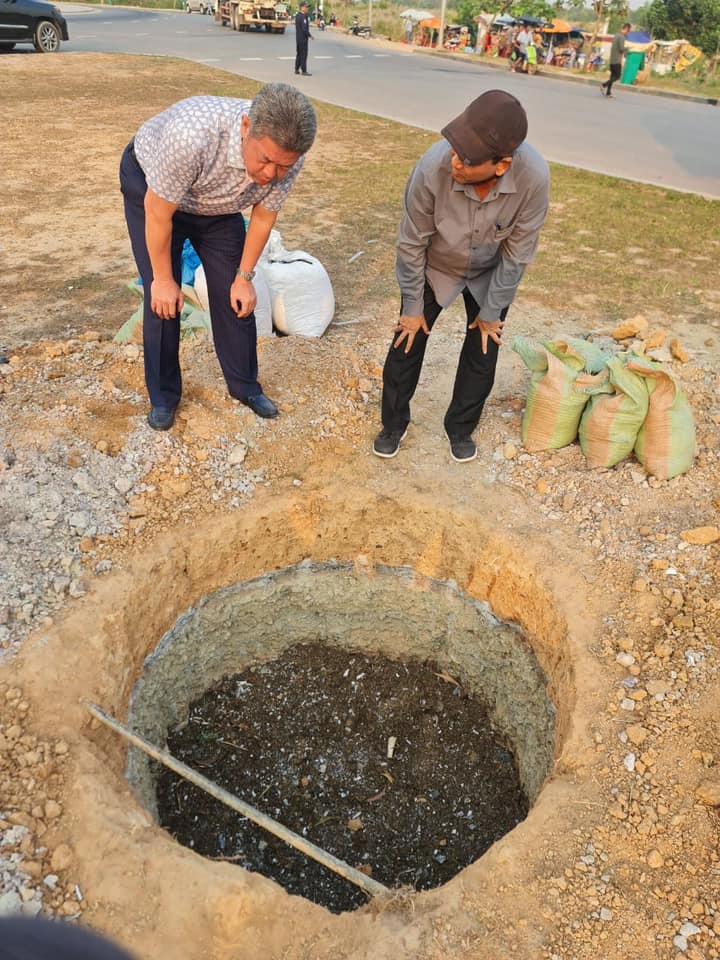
[57, 3, 720, 198]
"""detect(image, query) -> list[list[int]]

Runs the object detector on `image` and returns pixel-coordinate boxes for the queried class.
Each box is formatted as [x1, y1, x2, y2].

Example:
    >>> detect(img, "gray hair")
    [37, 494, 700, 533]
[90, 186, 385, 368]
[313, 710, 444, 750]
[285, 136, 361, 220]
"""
[248, 83, 317, 155]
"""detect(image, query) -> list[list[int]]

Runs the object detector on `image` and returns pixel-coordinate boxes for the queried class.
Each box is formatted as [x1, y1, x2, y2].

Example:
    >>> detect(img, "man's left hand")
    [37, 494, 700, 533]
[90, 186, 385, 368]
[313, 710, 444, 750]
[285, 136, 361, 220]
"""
[230, 278, 257, 318]
[469, 317, 504, 354]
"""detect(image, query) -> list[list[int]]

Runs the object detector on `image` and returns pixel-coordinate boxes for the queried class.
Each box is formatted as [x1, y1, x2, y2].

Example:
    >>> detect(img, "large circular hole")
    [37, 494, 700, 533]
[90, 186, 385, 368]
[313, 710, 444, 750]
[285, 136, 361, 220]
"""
[125, 561, 556, 912]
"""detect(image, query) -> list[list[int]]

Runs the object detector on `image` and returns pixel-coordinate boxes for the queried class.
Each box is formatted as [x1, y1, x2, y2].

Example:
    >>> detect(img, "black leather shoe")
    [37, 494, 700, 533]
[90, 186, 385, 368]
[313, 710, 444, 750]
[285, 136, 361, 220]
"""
[147, 406, 177, 431]
[294, 69, 300, 74]
[242, 393, 278, 419]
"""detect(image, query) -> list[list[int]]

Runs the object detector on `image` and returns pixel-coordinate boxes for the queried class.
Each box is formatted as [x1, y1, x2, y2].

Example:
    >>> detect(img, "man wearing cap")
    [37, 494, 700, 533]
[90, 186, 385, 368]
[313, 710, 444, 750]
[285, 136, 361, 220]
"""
[119, 84, 317, 430]
[373, 89, 549, 463]
[295, 1, 313, 76]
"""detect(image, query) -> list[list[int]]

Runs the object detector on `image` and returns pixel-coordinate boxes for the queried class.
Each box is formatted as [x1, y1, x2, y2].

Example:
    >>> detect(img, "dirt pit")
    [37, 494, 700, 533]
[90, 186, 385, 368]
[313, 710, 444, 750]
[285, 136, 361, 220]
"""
[129, 563, 555, 912]
[11, 490, 598, 959]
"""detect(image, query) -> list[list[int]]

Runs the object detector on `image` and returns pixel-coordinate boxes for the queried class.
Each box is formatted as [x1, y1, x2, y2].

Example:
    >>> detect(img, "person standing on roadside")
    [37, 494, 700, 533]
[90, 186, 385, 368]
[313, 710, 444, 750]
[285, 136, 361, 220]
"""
[600, 22, 630, 97]
[373, 90, 549, 464]
[119, 85, 316, 431]
[295, 0, 313, 76]
[513, 22, 532, 68]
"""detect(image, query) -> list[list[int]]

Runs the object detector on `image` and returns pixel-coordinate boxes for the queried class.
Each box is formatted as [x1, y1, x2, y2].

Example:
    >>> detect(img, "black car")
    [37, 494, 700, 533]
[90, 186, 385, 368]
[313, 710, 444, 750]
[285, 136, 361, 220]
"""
[0, 0, 69, 52]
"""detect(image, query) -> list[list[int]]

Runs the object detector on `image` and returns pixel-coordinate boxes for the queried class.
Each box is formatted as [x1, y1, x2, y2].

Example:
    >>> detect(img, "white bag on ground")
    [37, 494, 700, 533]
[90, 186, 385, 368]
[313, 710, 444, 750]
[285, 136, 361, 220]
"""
[193, 264, 273, 337]
[260, 236, 334, 337]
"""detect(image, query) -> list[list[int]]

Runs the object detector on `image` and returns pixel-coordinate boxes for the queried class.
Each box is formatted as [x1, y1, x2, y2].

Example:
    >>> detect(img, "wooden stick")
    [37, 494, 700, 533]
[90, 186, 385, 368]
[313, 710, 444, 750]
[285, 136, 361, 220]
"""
[86, 702, 390, 899]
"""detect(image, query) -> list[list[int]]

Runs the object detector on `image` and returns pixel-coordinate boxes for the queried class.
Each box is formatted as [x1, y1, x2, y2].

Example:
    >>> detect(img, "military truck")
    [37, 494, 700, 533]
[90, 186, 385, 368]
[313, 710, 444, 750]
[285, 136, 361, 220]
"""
[218, 0, 289, 33]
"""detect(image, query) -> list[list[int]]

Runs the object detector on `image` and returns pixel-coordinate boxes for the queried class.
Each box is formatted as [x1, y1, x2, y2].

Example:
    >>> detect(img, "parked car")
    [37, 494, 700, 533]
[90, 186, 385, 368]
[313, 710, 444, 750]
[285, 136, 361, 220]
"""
[0, 0, 68, 52]
[185, 0, 213, 13]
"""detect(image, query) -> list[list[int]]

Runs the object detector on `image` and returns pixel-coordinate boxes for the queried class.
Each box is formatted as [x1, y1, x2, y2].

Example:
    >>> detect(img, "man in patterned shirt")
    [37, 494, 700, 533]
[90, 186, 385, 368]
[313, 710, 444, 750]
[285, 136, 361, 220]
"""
[119, 83, 316, 430]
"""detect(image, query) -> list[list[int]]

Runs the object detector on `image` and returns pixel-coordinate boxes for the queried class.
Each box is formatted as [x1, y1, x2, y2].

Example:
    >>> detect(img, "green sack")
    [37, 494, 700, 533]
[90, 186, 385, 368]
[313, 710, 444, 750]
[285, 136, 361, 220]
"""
[626, 357, 696, 479]
[114, 301, 211, 343]
[546, 338, 608, 375]
[512, 337, 593, 452]
[577, 354, 649, 468]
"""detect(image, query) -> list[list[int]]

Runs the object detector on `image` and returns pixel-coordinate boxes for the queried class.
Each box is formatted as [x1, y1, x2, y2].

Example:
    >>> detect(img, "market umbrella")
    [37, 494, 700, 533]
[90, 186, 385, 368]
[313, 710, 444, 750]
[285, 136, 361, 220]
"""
[399, 8, 434, 21]
[545, 17, 572, 32]
[420, 16, 440, 29]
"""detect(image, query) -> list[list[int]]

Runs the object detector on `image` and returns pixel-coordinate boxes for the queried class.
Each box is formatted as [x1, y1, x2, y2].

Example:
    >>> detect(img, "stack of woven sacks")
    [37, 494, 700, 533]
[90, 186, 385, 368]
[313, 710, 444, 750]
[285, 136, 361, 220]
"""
[512, 336, 696, 480]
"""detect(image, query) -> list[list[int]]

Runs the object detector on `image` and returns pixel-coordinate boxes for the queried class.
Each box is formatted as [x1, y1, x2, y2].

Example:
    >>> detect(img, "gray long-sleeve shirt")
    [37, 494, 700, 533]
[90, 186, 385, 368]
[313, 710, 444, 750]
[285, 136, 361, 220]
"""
[396, 139, 550, 321]
[609, 31, 626, 65]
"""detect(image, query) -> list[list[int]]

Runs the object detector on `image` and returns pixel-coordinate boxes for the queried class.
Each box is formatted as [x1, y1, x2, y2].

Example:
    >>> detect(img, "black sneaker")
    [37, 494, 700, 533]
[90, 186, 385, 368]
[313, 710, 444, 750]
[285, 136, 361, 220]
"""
[445, 431, 477, 463]
[373, 426, 407, 458]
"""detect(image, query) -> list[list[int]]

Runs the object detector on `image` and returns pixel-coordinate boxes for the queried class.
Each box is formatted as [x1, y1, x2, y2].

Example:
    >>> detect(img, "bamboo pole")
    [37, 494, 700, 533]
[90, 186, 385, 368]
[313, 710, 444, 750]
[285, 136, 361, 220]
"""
[87, 702, 390, 900]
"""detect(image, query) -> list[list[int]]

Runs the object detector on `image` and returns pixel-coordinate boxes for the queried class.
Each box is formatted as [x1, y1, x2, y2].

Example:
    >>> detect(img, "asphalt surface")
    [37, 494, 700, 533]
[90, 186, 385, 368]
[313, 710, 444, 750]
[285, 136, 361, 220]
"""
[52, 4, 720, 197]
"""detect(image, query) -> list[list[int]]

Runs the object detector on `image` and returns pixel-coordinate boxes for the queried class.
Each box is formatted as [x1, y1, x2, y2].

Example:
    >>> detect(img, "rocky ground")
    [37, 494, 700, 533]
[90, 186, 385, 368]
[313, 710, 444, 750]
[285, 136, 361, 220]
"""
[1, 303, 719, 958]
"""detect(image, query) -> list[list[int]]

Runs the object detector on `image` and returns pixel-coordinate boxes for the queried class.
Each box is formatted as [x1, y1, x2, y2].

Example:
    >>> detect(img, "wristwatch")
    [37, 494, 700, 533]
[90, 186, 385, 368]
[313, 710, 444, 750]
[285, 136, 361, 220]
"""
[236, 268, 256, 281]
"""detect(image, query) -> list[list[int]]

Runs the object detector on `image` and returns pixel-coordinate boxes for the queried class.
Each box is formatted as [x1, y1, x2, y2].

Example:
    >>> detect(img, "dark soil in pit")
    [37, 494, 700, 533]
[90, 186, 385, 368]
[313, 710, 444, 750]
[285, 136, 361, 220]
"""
[156, 643, 529, 912]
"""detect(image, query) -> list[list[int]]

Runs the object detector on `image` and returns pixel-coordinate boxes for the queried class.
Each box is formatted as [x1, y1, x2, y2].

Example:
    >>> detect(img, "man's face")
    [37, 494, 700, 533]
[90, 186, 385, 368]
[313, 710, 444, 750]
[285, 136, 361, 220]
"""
[241, 116, 301, 185]
[449, 149, 510, 185]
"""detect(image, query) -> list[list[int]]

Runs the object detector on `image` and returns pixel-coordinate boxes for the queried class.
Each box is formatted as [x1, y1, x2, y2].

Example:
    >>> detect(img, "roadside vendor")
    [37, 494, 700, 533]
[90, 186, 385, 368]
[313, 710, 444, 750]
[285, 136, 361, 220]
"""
[119, 84, 316, 431]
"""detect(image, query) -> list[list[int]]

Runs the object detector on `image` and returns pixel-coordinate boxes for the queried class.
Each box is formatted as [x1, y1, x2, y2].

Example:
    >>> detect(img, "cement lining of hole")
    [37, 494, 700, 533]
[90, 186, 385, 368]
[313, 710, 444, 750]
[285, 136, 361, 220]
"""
[126, 560, 556, 824]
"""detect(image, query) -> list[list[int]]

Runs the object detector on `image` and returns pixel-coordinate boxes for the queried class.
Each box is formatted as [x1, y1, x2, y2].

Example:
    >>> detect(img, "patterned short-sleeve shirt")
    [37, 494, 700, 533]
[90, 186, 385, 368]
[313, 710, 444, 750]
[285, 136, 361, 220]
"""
[133, 96, 304, 216]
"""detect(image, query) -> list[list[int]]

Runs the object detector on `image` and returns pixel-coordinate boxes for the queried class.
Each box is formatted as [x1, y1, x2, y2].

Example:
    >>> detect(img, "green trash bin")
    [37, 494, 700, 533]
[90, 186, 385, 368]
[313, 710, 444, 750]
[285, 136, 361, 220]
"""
[621, 50, 645, 85]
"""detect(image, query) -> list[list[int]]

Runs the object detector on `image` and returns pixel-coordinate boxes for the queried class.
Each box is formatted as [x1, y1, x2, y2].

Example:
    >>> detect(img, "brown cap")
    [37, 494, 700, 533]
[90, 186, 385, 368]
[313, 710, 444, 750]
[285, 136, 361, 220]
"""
[441, 90, 528, 166]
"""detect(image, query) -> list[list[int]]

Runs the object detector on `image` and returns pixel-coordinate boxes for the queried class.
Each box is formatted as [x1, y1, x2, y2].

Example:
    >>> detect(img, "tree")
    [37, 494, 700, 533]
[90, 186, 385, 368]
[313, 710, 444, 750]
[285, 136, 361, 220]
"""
[566, 0, 629, 66]
[454, 0, 556, 31]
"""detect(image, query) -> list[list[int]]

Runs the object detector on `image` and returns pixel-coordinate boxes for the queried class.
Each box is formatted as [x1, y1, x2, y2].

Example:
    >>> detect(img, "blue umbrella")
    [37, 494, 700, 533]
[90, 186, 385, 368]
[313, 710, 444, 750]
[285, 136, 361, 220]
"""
[627, 30, 651, 42]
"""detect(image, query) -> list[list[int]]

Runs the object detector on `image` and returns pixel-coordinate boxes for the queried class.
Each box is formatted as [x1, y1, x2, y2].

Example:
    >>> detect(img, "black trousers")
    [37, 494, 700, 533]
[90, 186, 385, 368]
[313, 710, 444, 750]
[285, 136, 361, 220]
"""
[381, 281, 509, 439]
[295, 39, 308, 72]
[602, 62, 622, 94]
[119, 141, 260, 411]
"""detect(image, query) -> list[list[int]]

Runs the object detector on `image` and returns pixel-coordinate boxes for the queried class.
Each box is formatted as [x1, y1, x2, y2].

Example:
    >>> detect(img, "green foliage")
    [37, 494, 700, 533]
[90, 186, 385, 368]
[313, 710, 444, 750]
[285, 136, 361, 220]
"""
[454, 0, 555, 28]
[646, 0, 720, 55]
[564, 0, 628, 24]
[632, 2, 652, 28]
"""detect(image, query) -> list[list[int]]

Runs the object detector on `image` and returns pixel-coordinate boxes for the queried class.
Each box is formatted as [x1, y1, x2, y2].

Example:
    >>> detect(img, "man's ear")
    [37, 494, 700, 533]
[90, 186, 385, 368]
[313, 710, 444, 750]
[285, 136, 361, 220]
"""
[495, 157, 512, 177]
[241, 115, 250, 138]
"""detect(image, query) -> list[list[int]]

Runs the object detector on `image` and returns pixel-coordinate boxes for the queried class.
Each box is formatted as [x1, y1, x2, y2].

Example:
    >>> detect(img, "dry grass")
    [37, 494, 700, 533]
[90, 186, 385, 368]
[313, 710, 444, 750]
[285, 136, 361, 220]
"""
[3, 52, 718, 347]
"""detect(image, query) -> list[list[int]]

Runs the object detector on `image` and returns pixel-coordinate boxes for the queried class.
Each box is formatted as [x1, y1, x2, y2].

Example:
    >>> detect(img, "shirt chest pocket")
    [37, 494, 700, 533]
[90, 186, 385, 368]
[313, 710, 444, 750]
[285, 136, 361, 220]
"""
[492, 224, 514, 244]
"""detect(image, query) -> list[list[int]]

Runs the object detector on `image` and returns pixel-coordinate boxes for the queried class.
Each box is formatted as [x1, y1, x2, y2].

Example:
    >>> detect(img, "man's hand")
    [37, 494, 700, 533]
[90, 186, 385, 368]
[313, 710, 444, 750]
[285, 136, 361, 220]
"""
[230, 277, 257, 318]
[151, 279, 184, 320]
[393, 314, 430, 354]
[469, 317, 504, 354]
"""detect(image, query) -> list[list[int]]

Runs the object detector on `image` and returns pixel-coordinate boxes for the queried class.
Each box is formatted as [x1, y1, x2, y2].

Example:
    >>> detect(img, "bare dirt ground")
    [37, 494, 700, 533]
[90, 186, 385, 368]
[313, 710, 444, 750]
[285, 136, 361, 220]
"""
[1, 53, 719, 960]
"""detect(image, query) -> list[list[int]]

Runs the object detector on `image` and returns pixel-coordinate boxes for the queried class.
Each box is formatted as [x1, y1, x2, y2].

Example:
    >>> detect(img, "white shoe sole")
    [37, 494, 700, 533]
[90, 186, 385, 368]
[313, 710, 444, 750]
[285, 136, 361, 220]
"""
[445, 429, 477, 463]
[373, 427, 408, 459]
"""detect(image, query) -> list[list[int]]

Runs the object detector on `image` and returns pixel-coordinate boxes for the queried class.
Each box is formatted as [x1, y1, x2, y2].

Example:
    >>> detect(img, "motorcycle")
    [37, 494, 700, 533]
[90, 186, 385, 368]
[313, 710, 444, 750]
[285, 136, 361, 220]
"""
[348, 17, 371, 37]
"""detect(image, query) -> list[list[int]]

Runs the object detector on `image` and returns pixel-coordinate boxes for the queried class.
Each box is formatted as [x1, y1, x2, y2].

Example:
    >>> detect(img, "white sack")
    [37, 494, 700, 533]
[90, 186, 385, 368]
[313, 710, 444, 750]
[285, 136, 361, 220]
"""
[260, 246, 335, 338]
[193, 264, 273, 337]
